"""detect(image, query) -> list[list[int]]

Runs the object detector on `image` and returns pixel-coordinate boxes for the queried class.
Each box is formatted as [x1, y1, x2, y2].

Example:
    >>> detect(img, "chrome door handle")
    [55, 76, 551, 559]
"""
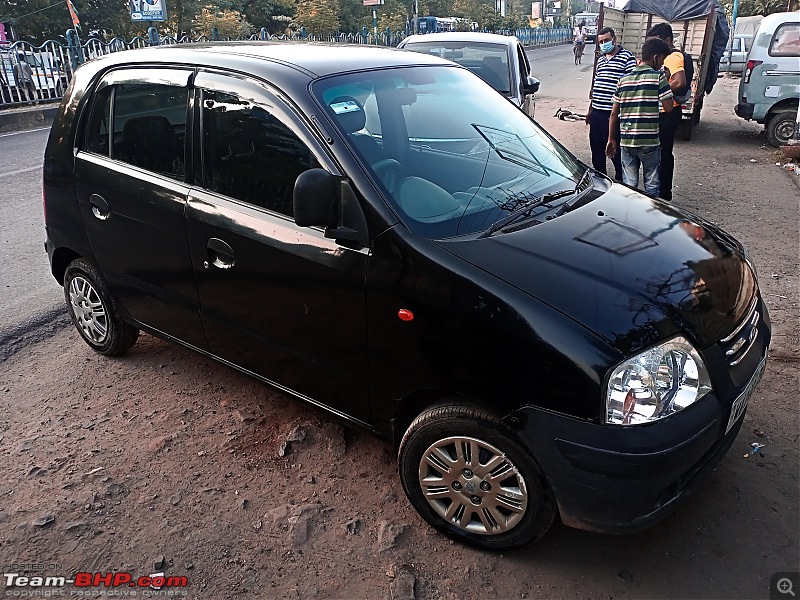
[89, 194, 110, 220]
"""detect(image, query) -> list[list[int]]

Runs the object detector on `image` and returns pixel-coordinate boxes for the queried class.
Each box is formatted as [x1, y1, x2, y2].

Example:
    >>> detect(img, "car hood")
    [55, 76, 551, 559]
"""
[437, 184, 756, 355]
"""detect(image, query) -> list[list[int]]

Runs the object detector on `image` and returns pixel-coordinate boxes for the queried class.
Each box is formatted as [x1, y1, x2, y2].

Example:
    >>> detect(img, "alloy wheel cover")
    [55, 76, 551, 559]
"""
[417, 435, 528, 535]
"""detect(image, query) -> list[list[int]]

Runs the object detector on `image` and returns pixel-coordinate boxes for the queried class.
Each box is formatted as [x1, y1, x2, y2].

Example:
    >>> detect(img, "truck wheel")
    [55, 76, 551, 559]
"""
[766, 111, 796, 148]
[398, 402, 556, 549]
[679, 119, 693, 141]
[64, 258, 139, 356]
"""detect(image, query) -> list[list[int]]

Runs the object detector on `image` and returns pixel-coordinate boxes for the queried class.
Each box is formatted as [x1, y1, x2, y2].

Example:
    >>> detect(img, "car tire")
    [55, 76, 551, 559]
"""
[766, 110, 797, 148]
[64, 258, 139, 356]
[398, 402, 556, 550]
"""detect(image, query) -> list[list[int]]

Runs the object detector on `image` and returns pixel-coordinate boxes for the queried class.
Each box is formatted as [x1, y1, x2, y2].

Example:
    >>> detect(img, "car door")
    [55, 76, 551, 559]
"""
[74, 68, 207, 349]
[185, 72, 371, 423]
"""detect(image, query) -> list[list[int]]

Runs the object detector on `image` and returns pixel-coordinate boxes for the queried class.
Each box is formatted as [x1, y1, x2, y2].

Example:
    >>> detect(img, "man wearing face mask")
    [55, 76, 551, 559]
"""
[586, 27, 636, 181]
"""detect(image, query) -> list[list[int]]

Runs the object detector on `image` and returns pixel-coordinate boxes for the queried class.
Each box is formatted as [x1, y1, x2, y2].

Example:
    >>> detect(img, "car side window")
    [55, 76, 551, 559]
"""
[517, 44, 530, 78]
[769, 23, 800, 57]
[83, 87, 113, 157]
[200, 89, 320, 217]
[111, 83, 187, 180]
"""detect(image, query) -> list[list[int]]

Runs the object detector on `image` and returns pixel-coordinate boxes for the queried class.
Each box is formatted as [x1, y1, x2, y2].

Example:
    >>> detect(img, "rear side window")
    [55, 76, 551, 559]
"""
[200, 89, 320, 217]
[82, 81, 188, 181]
[83, 87, 112, 157]
[769, 23, 800, 56]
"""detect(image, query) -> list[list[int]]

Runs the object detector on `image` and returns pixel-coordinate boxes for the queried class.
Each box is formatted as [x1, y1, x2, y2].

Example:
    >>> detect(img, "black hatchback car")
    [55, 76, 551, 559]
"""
[43, 42, 770, 550]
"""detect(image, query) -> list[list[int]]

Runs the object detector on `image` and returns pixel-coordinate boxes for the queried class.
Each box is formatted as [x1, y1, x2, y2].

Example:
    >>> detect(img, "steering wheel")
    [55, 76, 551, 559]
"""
[372, 159, 403, 195]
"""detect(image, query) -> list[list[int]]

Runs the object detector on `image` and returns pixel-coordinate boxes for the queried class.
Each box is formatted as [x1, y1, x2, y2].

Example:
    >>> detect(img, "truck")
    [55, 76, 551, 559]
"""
[595, 1, 729, 141]
[574, 12, 600, 42]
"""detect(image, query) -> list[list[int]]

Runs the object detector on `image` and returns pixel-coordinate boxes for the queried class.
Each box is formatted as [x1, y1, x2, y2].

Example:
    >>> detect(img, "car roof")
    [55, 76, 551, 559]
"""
[81, 41, 453, 80]
[401, 32, 518, 46]
[756, 11, 799, 32]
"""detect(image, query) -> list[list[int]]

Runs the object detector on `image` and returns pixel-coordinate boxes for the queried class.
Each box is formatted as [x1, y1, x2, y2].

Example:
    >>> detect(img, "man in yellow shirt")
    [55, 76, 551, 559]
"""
[647, 23, 688, 201]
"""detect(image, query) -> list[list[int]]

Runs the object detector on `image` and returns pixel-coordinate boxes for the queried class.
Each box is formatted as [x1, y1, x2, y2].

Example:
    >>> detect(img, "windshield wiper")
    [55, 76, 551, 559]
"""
[478, 198, 547, 239]
[478, 170, 594, 239]
[553, 168, 593, 217]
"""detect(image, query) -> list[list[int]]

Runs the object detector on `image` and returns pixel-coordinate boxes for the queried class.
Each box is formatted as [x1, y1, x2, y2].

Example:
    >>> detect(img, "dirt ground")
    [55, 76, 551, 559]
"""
[0, 75, 798, 600]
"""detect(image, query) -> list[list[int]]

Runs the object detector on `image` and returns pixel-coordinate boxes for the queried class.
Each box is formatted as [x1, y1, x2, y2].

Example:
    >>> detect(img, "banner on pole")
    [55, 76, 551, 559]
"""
[66, 0, 81, 28]
[130, 0, 168, 21]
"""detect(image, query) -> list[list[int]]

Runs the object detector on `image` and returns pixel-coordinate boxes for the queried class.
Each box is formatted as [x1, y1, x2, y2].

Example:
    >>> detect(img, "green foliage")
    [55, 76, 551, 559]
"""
[721, 0, 787, 18]
[293, 0, 340, 35]
[194, 5, 254, 37]
[2, 0, 524, 41]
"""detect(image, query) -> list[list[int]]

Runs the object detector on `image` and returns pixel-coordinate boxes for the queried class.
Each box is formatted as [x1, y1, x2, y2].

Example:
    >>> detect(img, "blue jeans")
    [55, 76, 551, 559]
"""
[620, 145, 661, 196]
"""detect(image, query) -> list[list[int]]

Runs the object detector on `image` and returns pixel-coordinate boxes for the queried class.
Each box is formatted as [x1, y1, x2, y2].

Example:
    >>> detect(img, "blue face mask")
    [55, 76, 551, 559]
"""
[600, 41, 615, 54]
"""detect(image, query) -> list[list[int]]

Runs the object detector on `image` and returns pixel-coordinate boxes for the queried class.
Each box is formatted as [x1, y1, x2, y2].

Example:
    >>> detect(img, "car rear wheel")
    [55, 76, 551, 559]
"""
[398, 402, 556, 549]
[64, 258, 139, 356]
[766, 110, 796, 148]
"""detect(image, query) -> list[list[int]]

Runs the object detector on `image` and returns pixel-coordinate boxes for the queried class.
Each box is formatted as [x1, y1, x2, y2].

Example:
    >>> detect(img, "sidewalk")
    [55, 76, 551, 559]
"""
[0, 102, 60, 134]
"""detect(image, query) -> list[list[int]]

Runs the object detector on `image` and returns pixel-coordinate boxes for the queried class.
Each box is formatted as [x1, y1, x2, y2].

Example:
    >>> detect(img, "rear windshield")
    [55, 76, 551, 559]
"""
[401, 41, 511, 94]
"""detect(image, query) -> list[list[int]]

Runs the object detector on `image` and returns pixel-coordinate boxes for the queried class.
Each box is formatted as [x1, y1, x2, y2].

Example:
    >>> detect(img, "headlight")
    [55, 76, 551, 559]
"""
[605, 336, 712, 425]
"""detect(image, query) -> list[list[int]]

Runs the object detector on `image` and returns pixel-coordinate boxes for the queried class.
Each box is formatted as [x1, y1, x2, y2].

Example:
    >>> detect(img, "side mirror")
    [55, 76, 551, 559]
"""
[524, 75, 540, 95]
[294, 169, 337, 228]
[293, 169, 369, 246]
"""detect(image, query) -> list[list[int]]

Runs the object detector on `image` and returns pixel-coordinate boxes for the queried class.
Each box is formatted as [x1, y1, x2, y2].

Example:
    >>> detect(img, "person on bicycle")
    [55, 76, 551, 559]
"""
[574, 22, 586, 49]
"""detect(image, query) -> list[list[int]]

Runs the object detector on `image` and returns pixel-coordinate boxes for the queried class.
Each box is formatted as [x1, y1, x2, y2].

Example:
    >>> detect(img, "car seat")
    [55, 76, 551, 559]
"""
[330, 96, 383, 160]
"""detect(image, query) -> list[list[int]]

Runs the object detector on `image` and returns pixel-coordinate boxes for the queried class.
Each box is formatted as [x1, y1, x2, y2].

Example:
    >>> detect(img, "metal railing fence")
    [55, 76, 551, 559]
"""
[0, 26, 571, 109]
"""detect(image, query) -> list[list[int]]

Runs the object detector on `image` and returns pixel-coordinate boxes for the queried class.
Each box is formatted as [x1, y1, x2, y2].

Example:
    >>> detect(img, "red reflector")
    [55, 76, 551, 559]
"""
[397, 309, 414, 322]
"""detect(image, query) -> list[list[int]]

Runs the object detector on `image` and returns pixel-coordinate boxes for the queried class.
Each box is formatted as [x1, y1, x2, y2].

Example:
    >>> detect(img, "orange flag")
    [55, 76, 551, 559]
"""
[66, 0, 80, 29]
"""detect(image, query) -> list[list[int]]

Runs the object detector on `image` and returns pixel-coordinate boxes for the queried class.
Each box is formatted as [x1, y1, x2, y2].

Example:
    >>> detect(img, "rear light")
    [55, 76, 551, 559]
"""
[744, 60, 762, 84]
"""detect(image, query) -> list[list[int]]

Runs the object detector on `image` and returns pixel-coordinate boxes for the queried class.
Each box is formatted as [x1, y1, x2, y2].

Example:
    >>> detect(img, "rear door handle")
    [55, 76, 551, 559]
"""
[89, 194, 110, 220]
[205, 237, 235, 269]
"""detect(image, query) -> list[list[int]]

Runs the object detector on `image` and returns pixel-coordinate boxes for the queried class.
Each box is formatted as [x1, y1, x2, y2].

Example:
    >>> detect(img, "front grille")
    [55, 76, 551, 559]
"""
[719, 295, 759, 366]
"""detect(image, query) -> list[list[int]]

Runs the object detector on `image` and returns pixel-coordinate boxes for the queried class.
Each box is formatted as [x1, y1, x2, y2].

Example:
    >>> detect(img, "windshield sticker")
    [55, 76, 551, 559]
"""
[330, 100, 361, 115]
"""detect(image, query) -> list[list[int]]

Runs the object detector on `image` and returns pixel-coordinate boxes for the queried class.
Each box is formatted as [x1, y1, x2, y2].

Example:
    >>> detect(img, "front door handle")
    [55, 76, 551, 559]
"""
[205, 237, 235, 269]
[89, 194, 110, 220]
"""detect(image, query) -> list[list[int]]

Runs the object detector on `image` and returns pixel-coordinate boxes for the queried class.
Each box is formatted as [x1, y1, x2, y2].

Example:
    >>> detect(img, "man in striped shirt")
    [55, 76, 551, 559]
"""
[606, 37, 674, 196]
[586, 27, 636, 181]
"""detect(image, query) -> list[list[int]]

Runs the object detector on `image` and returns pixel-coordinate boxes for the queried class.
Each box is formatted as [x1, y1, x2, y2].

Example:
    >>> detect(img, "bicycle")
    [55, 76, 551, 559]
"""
[573, 41, 585, 65]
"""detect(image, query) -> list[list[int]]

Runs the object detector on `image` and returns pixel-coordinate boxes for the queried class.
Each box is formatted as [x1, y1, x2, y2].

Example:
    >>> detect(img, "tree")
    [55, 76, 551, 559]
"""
[377, 0, 410, 32]
[293, 0, 340, 35]
[193, 5, 254, 37]
[721, 0, 787, 17]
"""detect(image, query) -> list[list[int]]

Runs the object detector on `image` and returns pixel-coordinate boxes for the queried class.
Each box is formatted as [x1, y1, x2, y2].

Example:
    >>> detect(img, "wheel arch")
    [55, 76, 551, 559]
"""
[391, 389, 501, 451]
[766, 99, 799, 121]
[51, 247, 82, 285]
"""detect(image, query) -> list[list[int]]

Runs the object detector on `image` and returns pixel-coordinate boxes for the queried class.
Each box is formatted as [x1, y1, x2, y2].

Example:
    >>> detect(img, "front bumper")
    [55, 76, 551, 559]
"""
[735, 102, 755, 120]
[504, 300, 770, 535]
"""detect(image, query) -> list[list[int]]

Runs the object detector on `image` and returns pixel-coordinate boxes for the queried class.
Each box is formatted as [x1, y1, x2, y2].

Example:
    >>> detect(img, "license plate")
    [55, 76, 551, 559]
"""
[726, 357, 767, 433]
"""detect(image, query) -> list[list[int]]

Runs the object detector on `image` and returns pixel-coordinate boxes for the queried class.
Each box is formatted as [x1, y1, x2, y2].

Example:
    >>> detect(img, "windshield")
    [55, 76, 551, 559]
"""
[402, 41, 511, 94]
[313, 65, 584, 239]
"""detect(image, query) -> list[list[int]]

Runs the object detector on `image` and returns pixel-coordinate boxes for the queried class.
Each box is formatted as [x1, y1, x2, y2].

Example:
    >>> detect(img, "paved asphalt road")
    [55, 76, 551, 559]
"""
[0, 44, 587, 361]
[0, 126, 68, 360]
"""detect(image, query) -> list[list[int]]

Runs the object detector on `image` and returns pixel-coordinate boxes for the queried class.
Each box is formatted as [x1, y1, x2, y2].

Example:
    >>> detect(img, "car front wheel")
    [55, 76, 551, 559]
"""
[64, 258, 139, 356]
[398, 403, 556, 549]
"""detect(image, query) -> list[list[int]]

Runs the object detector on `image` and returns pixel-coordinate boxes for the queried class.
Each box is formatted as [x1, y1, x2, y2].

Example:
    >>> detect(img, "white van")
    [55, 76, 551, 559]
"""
[0, 48, 66, 97]
[734, 11, 800, 147]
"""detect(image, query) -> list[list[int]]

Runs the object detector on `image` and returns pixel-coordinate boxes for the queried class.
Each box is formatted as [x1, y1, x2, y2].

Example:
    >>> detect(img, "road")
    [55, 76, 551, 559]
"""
[525, 43, 596, 103]
[0, 126, 67, 359]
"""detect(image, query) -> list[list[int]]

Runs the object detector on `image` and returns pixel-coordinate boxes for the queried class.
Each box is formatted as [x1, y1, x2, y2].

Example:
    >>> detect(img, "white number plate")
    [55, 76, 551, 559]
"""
[726, 358, 767, 434]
